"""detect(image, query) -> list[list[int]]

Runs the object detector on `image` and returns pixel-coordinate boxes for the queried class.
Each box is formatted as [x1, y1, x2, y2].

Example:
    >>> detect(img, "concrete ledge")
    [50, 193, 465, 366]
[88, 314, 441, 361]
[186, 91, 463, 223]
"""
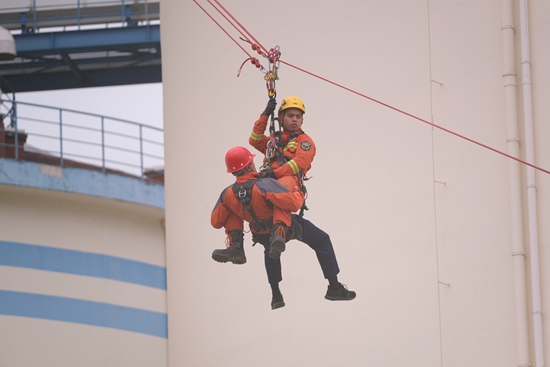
[0, 159, 164, 209]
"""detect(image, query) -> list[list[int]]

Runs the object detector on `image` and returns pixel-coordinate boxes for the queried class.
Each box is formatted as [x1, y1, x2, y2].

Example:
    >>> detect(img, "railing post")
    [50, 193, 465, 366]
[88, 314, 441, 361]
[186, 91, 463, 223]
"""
[59, 109, 63, 167]
[77, 0, 81, 30]
[32, 0, 37, 33]
[14, 106, 19, 160]
[12, 101, 17, 129]
[101, 117, 106, 173]
[139, 125, 144, 177]
[12, 102, 17, 158]
[125, 5, 132, 26]
[20, 13, 27, 34]
[145, 0, 149, 26]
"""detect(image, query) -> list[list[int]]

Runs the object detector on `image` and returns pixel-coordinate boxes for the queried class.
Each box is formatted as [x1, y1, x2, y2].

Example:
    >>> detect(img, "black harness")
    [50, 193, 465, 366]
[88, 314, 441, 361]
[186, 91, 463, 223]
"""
[263, 132, 310, 217]
[232, 179, 273, 233]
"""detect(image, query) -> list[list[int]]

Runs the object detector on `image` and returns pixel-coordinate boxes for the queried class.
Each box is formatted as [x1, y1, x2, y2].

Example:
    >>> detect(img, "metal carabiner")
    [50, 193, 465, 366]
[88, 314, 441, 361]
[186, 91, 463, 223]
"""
[266, 138, 278, 159]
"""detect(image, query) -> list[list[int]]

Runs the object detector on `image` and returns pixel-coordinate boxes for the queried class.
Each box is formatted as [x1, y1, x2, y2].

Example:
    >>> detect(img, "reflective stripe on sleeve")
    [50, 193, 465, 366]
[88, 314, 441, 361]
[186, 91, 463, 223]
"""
[287, 159, 300, 174]
[250, 131, 264, 141]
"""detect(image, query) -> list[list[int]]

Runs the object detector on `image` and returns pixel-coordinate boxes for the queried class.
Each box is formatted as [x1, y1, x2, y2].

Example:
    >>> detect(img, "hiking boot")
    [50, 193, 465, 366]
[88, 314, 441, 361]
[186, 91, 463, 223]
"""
[212, 230, 246, 265]
[325, 283, 356, 301]
[268, 224, 286, 260]
[271, 293, 285, 310]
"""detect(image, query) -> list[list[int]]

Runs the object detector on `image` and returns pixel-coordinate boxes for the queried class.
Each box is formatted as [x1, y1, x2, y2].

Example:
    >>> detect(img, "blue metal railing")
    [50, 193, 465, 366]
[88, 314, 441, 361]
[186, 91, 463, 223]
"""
[0, 99, 164, 179]
[0, 0, 160, 32]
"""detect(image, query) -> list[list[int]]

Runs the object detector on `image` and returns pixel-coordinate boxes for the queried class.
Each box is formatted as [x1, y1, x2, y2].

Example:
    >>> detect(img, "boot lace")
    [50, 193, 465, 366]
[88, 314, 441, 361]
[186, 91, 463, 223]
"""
[225, 234, 233, 248]
[274, 225, 286, 239]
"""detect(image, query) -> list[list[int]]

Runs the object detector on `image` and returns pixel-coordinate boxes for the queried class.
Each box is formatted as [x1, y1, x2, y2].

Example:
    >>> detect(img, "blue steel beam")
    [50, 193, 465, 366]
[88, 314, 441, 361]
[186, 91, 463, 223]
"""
[7, 65, 161, 92]
[0, 25, 161, 92]
[14, 25, 160, 56]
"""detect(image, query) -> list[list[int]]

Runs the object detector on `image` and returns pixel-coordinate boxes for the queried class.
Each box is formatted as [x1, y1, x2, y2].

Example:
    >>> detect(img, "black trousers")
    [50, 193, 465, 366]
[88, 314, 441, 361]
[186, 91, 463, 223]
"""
[256, 215, 340, 285]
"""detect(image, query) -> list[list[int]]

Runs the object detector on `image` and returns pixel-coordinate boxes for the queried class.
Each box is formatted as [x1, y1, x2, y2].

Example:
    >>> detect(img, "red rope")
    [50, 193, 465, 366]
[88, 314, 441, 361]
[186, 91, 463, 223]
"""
[192, 0, 252, 58]
[206, 0, 254, 50]
[279, 60, 550, 175]
[194, 0, 550, 176]
[198, 0, 266, 75]
[211, 0, 269, 54]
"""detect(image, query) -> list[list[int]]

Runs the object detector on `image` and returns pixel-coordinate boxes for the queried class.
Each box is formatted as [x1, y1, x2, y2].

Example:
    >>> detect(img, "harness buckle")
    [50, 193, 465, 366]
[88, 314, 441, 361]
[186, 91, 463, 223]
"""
[238, 189, 247, 198]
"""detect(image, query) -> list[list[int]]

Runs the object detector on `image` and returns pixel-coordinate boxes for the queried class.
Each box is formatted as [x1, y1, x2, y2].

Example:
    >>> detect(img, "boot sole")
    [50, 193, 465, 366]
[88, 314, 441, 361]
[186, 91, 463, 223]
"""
[271, 300, 285, 310]
[212, 254, 246, 265]
[324, 293, 356, 301]
[268, 238, 285, 259]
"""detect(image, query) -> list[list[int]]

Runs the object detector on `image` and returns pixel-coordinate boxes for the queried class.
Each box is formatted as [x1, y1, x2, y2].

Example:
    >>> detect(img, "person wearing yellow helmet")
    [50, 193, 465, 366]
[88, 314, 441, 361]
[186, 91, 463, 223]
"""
[249, 95, 316, 250]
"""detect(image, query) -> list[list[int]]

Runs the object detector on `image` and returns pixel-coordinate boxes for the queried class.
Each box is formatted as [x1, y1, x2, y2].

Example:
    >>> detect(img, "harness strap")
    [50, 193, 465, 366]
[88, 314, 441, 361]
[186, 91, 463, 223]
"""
[232, 179, 271, 233]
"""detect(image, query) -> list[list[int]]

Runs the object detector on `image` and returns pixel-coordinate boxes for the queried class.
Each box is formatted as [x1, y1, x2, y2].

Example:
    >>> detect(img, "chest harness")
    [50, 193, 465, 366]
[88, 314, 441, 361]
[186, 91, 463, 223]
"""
[261, 131, 310, 217]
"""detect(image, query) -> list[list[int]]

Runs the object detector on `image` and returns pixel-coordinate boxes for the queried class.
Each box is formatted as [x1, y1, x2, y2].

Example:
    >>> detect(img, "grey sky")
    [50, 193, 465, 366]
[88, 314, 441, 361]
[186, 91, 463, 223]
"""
[15, 83, 163, 130]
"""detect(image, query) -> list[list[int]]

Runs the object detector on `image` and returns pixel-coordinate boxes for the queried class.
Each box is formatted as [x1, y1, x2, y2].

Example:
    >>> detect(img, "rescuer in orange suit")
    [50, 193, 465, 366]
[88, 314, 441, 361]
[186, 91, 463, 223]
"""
[249, 96, 315, 250]
[211, 146, 356, 310]
[211, 146, 304, 264]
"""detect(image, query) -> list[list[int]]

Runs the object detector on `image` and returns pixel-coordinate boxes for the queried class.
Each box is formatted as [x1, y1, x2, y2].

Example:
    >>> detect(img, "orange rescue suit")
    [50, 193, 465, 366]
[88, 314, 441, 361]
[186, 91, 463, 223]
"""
[211, 171, 304, 234]
[249, 114, 316, 190]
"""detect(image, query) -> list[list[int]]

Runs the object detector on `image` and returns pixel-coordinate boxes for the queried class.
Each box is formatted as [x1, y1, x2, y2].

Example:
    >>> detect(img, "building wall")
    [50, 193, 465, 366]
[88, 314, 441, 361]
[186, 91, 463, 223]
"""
[162, 0, 549, 366]
[0, 164, 167, 367]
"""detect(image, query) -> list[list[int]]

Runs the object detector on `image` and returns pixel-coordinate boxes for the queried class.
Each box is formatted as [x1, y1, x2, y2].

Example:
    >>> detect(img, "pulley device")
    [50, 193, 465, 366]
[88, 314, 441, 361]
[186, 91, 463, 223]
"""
[238, 39, 285, 167]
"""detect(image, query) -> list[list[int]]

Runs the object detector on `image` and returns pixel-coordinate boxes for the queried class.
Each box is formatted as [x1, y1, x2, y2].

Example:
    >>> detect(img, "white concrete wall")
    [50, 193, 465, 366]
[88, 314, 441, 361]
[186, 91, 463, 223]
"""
[0, 184, 167, 367]
[162, 1, 549, 366]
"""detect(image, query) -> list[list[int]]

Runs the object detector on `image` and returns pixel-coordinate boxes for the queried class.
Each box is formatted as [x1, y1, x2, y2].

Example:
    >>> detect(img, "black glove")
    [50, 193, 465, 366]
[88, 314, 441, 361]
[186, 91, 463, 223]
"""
[262, 98, 277, 116]
[256, 168, 276, 179]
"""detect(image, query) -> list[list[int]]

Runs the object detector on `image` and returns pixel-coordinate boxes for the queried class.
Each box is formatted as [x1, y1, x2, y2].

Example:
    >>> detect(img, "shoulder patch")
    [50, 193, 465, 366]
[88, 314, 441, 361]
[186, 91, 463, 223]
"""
[300, 141, 312, 151]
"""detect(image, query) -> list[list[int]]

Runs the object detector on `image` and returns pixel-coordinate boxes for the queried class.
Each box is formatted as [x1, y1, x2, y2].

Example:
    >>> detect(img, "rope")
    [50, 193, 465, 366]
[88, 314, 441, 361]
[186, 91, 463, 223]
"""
[279, 60, 550, 175]
[211, 0, 269, 54]
[193, 0, 550, 176]
[192, 0, 252, 59]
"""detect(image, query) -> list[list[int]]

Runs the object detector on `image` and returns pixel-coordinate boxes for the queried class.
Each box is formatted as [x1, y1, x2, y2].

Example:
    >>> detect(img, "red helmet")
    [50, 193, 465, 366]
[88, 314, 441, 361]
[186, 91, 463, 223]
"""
[225, 146, 255, 173]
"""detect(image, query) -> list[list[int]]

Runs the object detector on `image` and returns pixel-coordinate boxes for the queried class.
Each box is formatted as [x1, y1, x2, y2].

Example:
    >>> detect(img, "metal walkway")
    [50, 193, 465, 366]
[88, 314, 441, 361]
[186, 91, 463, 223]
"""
[0, 0, 161, 92]
[0, 99, 164, 179]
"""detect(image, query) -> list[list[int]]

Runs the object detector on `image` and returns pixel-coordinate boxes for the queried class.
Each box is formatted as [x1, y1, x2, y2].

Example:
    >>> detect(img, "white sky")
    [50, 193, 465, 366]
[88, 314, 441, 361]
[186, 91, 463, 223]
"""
[15, 83, 163, 129]
[5, 83, 164, 174]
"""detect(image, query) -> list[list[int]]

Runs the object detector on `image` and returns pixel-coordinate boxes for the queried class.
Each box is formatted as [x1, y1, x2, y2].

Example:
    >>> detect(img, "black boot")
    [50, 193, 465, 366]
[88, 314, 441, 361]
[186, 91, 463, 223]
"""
[268, 223, 286, 260]
[212, 230, 246, 265]
[270, 283, 285, 310]
[325, 282, 356, 301]
[271, 292, 285, 310]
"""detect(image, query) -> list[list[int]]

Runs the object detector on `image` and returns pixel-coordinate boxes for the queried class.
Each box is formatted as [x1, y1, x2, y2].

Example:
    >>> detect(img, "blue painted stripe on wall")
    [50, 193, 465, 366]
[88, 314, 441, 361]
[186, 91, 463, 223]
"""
[0, 241, 166, 290]
[0, 290, 167, 338]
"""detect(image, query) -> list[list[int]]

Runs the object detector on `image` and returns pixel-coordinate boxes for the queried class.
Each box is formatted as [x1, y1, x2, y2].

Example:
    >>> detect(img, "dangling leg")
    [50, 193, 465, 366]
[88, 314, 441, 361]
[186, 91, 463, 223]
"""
[258, 233, 285, 309]
[293, 215, 356, 301]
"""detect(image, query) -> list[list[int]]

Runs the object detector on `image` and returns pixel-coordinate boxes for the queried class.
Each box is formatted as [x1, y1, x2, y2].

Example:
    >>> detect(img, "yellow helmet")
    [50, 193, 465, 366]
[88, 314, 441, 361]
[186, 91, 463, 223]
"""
[278, 95, 305, 116]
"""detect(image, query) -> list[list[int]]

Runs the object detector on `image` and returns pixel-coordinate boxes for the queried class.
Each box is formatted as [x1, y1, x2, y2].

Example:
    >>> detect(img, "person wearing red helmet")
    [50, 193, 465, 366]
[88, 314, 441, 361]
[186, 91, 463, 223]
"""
[249, 96, 315, 250]
[212, 146, 304, 264]
[211, 146, 356, 309]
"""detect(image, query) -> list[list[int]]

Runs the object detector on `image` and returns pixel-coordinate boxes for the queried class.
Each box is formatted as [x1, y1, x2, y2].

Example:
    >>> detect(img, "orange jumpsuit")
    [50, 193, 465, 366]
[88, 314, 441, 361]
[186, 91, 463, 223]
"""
[211, 171, 304, 234]
[249, 114, 316, 191]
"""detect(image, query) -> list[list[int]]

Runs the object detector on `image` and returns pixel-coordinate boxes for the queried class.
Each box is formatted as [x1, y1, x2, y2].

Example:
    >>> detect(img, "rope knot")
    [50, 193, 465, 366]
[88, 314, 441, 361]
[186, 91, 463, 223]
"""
[250, 57, 261, 68]
[251, 44, 263, 55]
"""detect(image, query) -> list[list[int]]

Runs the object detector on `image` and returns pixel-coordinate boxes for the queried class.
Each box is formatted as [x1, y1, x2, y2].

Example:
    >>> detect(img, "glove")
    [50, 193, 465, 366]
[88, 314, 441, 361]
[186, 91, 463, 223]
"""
[262, 98, 277, 116]
[256, 168, 276, 179]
